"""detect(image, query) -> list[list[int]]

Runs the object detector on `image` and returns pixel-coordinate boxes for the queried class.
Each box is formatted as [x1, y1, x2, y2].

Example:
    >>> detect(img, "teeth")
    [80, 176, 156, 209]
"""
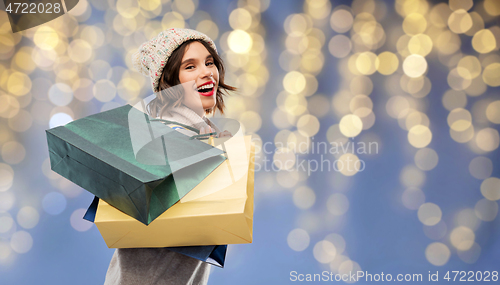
[197, 83, 214, 91]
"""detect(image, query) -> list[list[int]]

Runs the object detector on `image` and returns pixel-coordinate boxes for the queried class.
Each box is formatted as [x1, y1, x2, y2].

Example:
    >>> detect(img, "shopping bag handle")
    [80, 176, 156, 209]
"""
[150, 118, 217, 140]
[189, 132, 218, 140]
[150, 118, 200, 133]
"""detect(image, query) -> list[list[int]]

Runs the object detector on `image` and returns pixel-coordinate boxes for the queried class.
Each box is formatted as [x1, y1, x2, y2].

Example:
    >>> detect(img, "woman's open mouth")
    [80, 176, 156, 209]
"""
[196, 82, 215, 97]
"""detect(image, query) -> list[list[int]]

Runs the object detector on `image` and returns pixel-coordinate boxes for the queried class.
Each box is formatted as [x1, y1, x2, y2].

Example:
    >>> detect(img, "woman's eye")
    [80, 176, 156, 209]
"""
[207, 62, 214, 66]
[186, 66, 194, 70]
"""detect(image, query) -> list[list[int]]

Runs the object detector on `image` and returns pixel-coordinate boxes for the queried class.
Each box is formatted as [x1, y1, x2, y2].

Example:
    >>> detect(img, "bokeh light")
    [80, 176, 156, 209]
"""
[402, 187, 425, 210]
[408, 125, 432, 148]
[472, 29, 496, 54]
[327, 193, 349, 216]
[455, 208, 481, 231]
[339, 114, 363, 137]
[330, 9, 353, 33]
[16, 207, 39, 229]
[296, 114, 320, 137]
[402, 13, 427, 36]
[33, 26, 59, 50]
[469, 156, 493, 179]
[414, 148, 438, 171]
[375, 52, 399, 75]
[337, 153, 362, 177]
[67, 39, 93, 63]
[400, 165, 426, 187]
[7, 72, 31, 96]
[486, 100, 500, 124]
[1, 141, 26, 164]
[480, 177, 500, 201]
[49, 83, 73, 106]
[482, 63, 500, 87]
[228, 30, 253, 54]
[42, 192, 67, 215]
[328, 35, 352, 58]
[338, 260, 362, 283]
[283, 71, 306, 94]
[293, 186, 316, 209]
[447, 108, 472, 132]
[49, 112, 73, 128]
[408, 34, 433, 56]
[450, 226, 475, 251]
[70, 208, 93, 232]
[418, 203, 442, 226]
[474, 199, 498, 221]
[0, 163, 14, 192]
[447, 9, 472, 34]
[475, 128, 499, 152]
[287, 228, 310, 251]
[403, 54, 427, 78]
[313, 240, 337, 263]
[10, 231, 33, 254]
[425, 242, 450, 266]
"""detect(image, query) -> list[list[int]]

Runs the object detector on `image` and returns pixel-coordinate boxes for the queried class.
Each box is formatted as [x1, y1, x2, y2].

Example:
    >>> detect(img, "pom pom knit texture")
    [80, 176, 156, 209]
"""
[131, 28, 218, 93]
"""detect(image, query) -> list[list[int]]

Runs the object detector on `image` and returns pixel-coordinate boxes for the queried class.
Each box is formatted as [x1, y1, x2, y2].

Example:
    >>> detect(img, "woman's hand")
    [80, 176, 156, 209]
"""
[218, 130, 232, 138]
[199, 126, 214, 135]
[200, 127, 232, 138]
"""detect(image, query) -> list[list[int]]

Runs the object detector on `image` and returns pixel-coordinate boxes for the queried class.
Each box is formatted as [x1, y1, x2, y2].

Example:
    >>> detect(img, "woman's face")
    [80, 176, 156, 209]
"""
[179, 41, 219, 115]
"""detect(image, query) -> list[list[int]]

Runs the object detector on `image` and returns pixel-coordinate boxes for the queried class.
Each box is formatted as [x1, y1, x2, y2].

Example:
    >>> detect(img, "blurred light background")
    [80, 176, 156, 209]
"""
[0, 0, 499, 284]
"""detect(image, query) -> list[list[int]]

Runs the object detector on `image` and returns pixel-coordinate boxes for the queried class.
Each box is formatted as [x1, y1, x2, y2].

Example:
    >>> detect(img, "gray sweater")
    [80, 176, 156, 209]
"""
[104, 105, 222, 285]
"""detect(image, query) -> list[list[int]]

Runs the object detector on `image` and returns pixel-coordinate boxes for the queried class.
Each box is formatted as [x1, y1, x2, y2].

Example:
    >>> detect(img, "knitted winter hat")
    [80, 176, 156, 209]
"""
[132, 28, 218, 93]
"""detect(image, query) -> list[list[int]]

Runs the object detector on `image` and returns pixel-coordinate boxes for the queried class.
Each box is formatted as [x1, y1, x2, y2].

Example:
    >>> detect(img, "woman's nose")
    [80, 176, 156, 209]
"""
[199, 65, 212, 78]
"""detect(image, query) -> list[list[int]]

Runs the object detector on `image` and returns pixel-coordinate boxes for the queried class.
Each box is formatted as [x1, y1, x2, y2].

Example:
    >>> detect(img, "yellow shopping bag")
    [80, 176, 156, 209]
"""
[93, 135, 254, 248]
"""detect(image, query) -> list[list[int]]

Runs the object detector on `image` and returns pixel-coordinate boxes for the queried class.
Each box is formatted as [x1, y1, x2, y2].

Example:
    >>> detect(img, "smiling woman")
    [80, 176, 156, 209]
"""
[142, 32, 236, 138]
[147, 36, 235, 118]
[104, 28, 237, 285]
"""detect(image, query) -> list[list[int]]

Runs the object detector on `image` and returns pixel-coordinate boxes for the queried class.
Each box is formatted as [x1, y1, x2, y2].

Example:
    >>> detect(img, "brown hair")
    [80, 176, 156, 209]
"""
[146, 39, 236, 118]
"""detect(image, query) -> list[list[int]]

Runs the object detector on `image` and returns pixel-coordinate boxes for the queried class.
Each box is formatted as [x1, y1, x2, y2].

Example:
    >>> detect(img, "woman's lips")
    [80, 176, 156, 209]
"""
[194, 81, 216, 97]
[198, 87, 215, 97]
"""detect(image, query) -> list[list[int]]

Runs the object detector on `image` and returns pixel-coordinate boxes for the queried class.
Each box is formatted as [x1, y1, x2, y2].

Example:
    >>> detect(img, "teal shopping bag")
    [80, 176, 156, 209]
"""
[46, 104, 226, 225]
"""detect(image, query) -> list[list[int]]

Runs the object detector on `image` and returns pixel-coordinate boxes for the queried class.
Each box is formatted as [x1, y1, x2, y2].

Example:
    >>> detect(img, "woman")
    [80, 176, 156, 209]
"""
[104, 28, 236, 285]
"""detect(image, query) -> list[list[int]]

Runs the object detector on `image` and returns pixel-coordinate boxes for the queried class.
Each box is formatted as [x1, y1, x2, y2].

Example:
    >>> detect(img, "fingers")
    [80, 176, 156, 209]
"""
[201, 126, 235, 138]
[218, 130, 232, 137]
[199, 126, 214, 135]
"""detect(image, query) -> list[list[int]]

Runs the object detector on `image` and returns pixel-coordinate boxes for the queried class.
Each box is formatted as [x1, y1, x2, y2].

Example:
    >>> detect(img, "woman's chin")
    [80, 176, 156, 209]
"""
[201, 97, 216, 110]
[202, 104, 216, 111]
